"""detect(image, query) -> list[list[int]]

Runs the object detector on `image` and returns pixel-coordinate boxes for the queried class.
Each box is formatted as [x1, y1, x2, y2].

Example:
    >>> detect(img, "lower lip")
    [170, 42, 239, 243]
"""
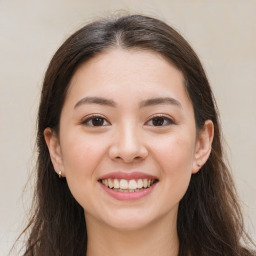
[99, 182, 157, 201]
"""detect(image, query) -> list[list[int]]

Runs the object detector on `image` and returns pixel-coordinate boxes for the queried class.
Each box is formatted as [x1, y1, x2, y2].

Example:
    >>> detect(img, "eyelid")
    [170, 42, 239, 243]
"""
[145, 114, 176, 126]
[80, 114, 111, 127]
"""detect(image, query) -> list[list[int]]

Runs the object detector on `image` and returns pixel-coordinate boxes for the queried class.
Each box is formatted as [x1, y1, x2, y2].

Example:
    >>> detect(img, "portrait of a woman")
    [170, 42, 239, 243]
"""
[15, 14, 255, 256]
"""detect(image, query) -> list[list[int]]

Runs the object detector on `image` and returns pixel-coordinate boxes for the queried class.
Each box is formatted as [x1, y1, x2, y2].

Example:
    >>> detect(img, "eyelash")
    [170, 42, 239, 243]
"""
[81, 114, 175, 127]
[145, 114, 175, 127]
[81, 114, 110, 127]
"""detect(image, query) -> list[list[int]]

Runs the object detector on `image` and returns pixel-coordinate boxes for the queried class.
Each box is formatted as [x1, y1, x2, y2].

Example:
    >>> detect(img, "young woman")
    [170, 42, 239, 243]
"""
[20, 14, 254, 255]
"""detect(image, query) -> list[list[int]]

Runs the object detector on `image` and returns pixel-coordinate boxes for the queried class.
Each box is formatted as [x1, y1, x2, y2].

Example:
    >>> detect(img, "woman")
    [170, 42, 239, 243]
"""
[20, 14, 254, 255]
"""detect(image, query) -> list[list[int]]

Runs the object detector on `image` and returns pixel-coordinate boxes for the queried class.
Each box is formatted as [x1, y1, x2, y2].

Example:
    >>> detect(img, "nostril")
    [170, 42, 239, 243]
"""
[108, 137, 148, 162]
[113, 155, 142, 162]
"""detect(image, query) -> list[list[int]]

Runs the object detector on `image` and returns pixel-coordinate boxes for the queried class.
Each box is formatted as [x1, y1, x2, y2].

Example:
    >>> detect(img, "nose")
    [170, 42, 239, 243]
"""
[108, 124, 148, 163]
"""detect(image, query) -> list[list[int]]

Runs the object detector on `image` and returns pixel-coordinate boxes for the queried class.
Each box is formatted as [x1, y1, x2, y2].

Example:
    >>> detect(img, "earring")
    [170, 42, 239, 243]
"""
[58, 171, 62, 178]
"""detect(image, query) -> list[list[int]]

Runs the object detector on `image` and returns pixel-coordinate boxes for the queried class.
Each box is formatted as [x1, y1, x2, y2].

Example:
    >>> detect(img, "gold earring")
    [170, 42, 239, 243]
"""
[58, 171, 62, 178]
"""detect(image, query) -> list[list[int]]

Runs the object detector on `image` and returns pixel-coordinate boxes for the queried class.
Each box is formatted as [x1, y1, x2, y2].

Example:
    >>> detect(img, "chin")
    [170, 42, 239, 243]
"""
[105, 216, 154, 231]
[97, 207, 162, 231]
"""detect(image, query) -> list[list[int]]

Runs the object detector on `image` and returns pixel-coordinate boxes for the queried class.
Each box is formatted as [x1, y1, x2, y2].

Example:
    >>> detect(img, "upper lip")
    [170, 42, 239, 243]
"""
[99, 172, 158, 180]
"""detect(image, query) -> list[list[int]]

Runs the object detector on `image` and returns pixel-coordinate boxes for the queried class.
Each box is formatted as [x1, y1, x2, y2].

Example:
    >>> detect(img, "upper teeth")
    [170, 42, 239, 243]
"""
[101, 178, 154, 190]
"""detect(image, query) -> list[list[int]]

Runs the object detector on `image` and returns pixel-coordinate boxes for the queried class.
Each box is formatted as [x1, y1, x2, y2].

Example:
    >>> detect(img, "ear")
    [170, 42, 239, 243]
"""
[192, 120, 214, 174]
[44, 128, 65, 177]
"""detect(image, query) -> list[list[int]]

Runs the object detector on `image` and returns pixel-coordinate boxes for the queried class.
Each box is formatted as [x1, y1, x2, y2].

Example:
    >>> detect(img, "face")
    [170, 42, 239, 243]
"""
[45, 49, 213, 231]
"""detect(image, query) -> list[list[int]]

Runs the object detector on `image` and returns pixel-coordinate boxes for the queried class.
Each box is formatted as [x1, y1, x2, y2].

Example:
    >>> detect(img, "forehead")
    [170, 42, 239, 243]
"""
[65, 48, 192, 109]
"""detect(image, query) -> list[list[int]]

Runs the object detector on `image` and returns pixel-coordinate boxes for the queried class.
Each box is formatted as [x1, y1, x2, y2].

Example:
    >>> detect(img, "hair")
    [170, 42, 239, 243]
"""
[18, 14, 254, 256]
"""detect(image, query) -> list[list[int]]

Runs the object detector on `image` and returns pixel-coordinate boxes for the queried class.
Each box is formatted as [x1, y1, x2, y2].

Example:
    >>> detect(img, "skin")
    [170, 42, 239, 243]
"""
[45, 49, 214, 256]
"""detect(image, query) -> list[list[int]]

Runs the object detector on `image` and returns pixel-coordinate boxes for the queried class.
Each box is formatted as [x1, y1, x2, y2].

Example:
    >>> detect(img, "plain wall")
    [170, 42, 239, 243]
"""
[1, 0, 255, 254]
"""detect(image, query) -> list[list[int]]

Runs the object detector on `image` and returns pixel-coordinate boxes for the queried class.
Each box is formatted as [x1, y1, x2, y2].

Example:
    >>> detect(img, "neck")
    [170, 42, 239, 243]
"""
[85, 212, 179, 256]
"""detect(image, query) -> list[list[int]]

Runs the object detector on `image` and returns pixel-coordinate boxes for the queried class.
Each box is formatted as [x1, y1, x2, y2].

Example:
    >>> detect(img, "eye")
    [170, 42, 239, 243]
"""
[81, 115, 110, 127]
[146, 115, 174, 127]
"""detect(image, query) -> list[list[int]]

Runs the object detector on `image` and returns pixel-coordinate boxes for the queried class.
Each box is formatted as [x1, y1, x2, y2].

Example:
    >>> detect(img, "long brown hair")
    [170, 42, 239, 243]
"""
[18, 14, 254, 255]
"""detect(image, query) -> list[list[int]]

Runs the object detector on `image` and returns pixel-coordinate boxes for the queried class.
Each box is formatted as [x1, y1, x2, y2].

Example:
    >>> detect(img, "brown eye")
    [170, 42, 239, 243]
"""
[91, 117, 105, 126]
[152, 117, 165, 126]
[82, 116, 110, 127]
[146, 116, 174, 127]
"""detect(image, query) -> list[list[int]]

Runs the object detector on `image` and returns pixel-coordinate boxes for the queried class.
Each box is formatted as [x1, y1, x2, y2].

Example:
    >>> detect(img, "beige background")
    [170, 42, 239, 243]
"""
[1, 0, 255, 254]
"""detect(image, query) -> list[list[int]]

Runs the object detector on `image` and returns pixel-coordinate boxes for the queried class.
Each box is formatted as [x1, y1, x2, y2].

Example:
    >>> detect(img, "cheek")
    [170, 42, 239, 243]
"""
[61, 133, 106, 175]
[60, 134, 107, 202]
[153, 133, 196, 172]
[152, 133, 195, 199]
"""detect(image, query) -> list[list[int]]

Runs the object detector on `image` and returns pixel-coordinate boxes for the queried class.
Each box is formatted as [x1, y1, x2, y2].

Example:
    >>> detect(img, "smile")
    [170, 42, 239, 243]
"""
[98, 172, 159, 200]
[100, 178, 157, 192]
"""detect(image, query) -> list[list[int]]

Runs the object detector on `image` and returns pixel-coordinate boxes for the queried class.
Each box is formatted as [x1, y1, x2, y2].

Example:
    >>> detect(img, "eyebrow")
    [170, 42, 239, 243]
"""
[139, 97, 182, 108]
[74, 96, 117, 108]
[74, 96, 182, 109]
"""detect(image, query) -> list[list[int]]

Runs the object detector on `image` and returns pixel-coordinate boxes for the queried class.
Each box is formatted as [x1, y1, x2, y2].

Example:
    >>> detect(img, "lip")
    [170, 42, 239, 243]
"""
[98, 172, 158, 201]
[99, 182, 157, 201]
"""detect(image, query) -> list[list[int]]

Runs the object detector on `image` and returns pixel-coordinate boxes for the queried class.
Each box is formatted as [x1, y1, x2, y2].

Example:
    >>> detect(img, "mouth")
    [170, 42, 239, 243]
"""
[99, 178, 158, 192]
